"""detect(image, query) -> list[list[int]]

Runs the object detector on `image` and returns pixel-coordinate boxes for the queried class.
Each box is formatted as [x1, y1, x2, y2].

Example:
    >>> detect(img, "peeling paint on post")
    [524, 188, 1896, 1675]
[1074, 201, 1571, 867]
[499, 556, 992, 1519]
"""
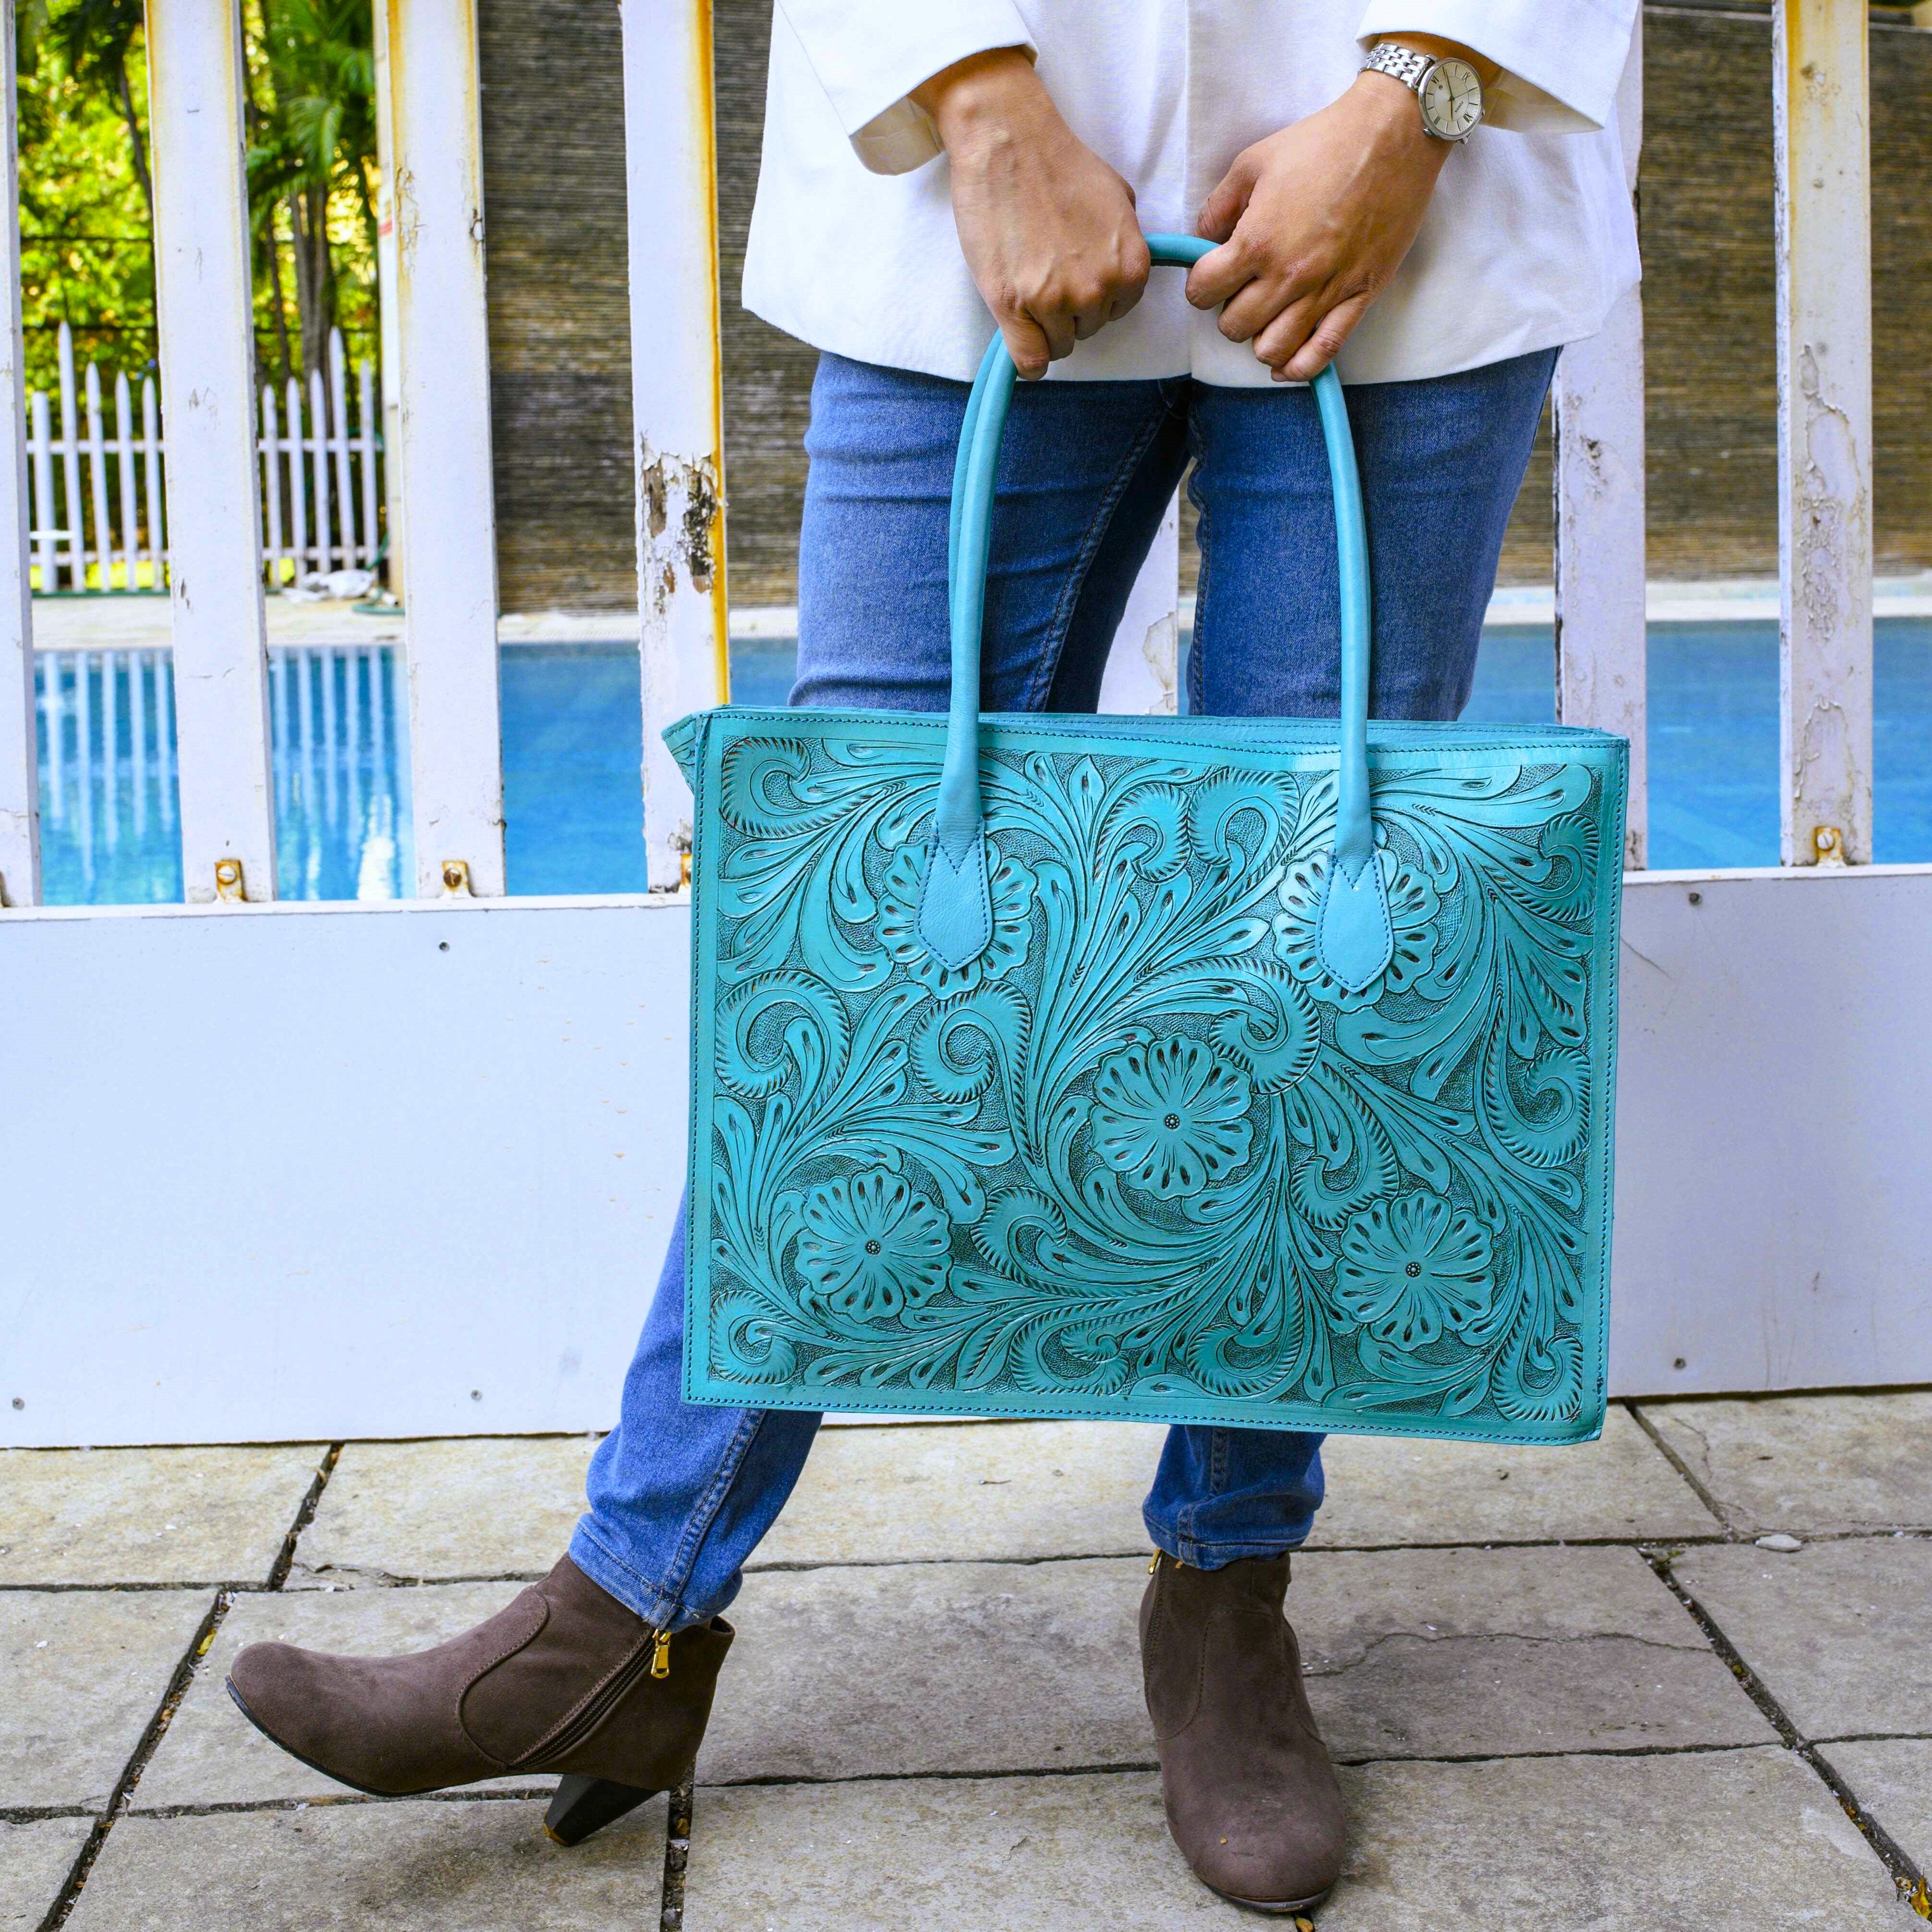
[0, 0, 39, 907]
[388, 0, 506, 897]
[145, 0, 276, 902]
[1554, 19, 1647, 871]
[621, 0, 729, 891]
[1773, 0, 1873, 866]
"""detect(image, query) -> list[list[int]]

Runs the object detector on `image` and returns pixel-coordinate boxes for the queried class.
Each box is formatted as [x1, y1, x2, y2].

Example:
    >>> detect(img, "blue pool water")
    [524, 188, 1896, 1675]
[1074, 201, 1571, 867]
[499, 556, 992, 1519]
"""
[31, 619, 1932, 903]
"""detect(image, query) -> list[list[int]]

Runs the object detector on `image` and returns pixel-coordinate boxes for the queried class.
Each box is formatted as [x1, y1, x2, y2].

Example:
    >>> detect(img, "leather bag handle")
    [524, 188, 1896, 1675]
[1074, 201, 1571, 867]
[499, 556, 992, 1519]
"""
[916, 232, 1394, 994]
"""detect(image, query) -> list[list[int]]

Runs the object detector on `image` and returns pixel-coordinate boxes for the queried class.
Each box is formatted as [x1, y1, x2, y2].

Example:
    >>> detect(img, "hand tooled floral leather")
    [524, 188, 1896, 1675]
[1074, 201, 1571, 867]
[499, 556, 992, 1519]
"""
[679, 711, 1627, 1444]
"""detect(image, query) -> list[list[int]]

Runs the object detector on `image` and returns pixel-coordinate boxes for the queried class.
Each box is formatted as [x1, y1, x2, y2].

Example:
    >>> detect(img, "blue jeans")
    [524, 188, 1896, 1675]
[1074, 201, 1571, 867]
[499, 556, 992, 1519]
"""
[572, 346, 1558, 1630]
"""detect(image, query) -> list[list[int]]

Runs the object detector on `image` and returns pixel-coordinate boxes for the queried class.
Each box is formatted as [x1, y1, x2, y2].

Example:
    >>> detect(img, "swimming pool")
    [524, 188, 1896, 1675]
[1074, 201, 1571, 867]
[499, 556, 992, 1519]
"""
[29, 619, 1932, 903]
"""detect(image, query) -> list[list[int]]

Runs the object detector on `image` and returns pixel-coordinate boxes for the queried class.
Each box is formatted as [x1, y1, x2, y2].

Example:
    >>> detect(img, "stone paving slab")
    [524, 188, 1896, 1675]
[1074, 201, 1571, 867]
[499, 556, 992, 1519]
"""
[289, 1437, 599, 1587]
[1673, 1540, 1932, 1741]
[683, 1750, 1903, 1931]
[1820, 1739, 1932, 1875]
[754, 1422, 1160, 1568]
[1, 1818, 91, 1931]
[700, 1558, 1150, 1785]
[134, 1584, 531, 1810]
[699, 1544, 1767, 1787]
[2, 1590, 213, 1811]
[1292, 1545, 1774, 1760]
[64, 1796, 667, 1932]
[684, 1773, 1240, 1931]
[0, 1445, 325, 1586]
[1310, 1405, 1720, 1546]
[1638, 1393, 1932, 1537]
[1317, 1748, 1903, 1930]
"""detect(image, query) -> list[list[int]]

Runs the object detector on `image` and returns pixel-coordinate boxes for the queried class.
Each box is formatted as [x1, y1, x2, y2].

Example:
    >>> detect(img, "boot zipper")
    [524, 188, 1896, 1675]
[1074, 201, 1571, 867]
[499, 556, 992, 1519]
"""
[518, 1629, 671, 1770]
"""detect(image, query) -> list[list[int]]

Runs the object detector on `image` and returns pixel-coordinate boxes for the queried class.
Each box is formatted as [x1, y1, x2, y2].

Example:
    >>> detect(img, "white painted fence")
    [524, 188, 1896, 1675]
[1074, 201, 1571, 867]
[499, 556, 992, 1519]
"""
[24, 320, 382, 596]
[1, 0, 1926, 1443]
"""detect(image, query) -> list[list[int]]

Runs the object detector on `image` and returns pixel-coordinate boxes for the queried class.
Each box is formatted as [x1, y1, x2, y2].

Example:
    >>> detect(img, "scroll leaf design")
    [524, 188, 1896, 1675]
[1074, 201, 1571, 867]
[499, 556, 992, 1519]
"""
[690, 725, 1621, 1439]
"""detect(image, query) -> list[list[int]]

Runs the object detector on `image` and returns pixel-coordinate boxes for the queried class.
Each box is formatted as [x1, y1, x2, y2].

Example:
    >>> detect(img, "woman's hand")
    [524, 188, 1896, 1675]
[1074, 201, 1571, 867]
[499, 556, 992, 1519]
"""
[916, 48, 1150, 380]
[1187, 64, 1460, 381]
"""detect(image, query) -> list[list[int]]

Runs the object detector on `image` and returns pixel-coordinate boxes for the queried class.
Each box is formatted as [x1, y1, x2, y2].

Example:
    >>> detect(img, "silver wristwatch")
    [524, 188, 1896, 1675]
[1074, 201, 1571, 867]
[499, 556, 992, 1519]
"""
[1361, 41, 1485, 141]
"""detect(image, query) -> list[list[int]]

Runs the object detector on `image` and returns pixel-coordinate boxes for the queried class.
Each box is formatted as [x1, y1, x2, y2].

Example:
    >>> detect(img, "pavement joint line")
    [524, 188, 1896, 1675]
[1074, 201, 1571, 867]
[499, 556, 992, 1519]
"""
[660, 1779, 693, 1932]
[34, 1587, 230, 1932]
[16, 1526, 1932, 1596]
[1644, 1546, 1932, 1911]
[1623, 1400, 1737, 1536]
[265, 1445, 343, 1592]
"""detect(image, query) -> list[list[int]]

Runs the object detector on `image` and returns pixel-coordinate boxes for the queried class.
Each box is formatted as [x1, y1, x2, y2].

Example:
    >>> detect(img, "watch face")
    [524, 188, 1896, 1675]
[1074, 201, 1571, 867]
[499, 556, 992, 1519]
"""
[1420, 59, 1483, 138]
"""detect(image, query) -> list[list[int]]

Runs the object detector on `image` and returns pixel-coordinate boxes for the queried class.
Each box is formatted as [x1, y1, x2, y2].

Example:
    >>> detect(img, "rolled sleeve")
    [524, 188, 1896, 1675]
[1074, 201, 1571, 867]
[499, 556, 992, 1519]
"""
[773, 0, 1038, 174]
[1356, 0, 1638, 132]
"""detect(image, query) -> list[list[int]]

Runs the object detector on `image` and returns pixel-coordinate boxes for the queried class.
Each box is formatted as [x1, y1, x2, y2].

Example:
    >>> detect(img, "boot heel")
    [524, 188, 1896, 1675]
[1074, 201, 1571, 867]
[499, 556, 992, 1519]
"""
[543, 1774, 658, 1847]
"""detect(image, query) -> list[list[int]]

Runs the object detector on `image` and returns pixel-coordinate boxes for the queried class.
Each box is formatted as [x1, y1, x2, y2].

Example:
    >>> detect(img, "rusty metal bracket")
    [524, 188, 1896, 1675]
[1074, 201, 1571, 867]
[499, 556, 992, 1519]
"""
[214, 857, 246, 902]
[440, 858, 474, 898]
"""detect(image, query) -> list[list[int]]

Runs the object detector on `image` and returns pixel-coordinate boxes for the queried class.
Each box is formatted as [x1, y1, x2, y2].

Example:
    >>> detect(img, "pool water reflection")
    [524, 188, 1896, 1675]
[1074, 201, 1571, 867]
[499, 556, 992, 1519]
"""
[31, 620, 1932, 904]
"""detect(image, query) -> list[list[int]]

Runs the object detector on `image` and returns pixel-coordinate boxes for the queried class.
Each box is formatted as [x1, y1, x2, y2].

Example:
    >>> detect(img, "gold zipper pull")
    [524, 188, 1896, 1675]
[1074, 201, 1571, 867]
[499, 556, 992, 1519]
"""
[1148, 1552, 1160, 1576]
[650, 1630, 672, 1679]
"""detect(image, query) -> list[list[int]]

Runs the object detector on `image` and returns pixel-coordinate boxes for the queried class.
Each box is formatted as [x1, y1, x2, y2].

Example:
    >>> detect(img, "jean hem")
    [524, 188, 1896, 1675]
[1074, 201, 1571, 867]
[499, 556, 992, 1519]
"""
[1146, 1523, 1311, 1569]
[568, 1520, 712, 1633]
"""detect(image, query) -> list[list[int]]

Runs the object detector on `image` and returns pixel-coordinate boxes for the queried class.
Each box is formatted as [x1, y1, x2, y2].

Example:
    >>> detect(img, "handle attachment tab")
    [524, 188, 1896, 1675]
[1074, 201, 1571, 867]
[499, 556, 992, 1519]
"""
[917, 233, 1390, 992]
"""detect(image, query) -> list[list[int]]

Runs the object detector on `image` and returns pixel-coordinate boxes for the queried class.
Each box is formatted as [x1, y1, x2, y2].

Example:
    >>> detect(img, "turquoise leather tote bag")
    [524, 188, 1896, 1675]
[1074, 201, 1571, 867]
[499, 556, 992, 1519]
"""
[666, 236, 1628, 1445]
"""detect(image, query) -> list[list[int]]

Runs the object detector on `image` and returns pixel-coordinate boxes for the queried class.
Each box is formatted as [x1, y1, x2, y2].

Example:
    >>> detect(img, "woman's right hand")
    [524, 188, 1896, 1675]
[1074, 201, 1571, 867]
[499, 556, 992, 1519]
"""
[914, 48, 1149, 380]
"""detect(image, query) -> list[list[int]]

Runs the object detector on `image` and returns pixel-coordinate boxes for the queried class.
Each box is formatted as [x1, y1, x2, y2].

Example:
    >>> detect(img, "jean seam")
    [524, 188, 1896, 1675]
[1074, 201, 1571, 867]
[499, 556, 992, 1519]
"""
[651, 1406, 770, 1615]
[1015, 389, 1182, 716]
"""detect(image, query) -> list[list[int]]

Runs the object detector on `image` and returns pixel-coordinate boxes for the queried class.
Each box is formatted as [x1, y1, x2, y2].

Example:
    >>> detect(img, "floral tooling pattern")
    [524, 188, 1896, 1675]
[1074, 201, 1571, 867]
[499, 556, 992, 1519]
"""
[687, 723, 1622, 1437]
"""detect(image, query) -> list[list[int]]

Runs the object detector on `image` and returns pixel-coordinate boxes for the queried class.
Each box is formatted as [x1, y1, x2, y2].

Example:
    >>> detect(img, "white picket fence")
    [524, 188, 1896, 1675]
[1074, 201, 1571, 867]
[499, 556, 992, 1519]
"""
[25, 319, 383, 595]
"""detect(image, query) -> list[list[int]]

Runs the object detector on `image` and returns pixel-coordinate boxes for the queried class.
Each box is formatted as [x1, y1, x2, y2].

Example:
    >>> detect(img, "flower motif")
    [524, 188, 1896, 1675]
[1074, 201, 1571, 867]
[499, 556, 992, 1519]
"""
[1090, 1036, 1255, 1199]
[1334, 1191, 1494, 1351]
[796, 1168, 953, 1320]
[876, 839, 1037, 995]
[1272, 845, 1440, 1011]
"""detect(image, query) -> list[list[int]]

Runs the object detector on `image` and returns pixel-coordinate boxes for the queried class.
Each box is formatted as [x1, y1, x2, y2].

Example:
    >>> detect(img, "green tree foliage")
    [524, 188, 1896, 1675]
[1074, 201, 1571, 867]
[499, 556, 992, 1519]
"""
[242, 0, 378, 390]
[15, 0, 157, 389]
[12, 0, 378, 399]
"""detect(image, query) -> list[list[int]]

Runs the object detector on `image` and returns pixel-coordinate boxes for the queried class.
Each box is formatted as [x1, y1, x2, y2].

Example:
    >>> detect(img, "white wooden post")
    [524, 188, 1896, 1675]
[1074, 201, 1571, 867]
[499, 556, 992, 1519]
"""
[140, 374, 164, 579]
[357, 359, 379, 569]
[1773, 0, 1872, 867]
[620, 0, 730, 890]
[31, 390, 56, 596]
[1098, 496, 1180, 715]
[113, 373, 140, 589]
[372, 0, 403, 604]
[0, 0, 39, 908]
[285, 376, 309, 578]
[145, 0, 277, 902]
[84, 363, 114, 585]
[262, 386, 286, 588]
[329, 329, 357, 568]
[57, 326, 83, 591]
[1553, 15, 1647, 870]
[308, 368, 333, 577]
[387, 0, 505, 897]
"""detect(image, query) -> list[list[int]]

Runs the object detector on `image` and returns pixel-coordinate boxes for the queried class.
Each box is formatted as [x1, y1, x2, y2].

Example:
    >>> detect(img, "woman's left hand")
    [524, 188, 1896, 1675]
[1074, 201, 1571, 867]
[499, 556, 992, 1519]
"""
[1186, 69, 1453, 381]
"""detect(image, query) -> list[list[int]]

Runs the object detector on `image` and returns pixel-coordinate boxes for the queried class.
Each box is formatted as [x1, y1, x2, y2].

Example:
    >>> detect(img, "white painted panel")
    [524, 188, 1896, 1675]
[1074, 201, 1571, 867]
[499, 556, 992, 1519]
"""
[621, 0, 729, 889]
[387, 0, 504, 896]
[1553, 15, 1646, 869]
[1773, 0, 1873, 866]
[5, 869, 1932, 1443]
[0, 0, 38, 908]
[0, 899, 690, 1446]
[1098, 493, 1180, 716]
[1610, 867, 1932, 1394]
[145, 0, 276, 902]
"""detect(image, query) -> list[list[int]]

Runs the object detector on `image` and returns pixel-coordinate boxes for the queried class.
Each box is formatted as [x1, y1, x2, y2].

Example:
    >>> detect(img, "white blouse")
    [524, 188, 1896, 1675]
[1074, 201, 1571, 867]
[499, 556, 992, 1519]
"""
[741, 0, 1642, 387]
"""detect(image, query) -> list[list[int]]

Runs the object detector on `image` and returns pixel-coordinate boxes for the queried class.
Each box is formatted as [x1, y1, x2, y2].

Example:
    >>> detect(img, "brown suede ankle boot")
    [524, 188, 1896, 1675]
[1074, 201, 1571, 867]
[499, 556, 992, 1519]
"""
[1139, 1551, 1346, 1913]
[227, 1554, 732, 1845]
